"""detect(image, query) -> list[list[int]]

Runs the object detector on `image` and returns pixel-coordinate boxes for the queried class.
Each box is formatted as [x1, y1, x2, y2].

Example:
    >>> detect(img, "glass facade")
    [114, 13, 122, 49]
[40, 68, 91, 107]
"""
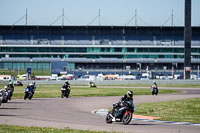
[0, 47, 186, 53]
[0, 63, 50, 70]
[0, 47, 198, 59]
[0, 25, 199, 71]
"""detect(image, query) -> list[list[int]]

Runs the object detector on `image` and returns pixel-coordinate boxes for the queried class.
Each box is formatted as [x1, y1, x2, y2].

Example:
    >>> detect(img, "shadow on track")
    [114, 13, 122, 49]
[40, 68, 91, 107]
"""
[0, 107, 19, 110]
[6, 101, 25, 104]
[129, 123, 156, 126]
[114, 123, 156, 126]
[0, 114, 18, 117]
[30, 98, 50, 101]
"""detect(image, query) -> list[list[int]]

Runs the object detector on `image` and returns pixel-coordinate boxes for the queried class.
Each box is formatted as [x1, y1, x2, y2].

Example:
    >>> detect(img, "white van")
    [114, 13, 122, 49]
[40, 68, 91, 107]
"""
[0, 75, 11, 81]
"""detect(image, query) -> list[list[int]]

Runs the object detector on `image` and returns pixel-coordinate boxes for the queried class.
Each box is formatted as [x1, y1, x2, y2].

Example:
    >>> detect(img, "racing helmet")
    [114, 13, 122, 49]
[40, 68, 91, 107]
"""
[4, 86, 8, 89]
[127, 90, 133, 98]
[153, 81, 157, 85]
[32, 81, 35, 84]
[65, 81, 68, 85]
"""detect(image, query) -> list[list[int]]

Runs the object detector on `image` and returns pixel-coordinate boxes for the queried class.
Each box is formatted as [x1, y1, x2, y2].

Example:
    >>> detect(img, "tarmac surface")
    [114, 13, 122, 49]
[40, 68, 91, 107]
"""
[0, 87, 200, 133]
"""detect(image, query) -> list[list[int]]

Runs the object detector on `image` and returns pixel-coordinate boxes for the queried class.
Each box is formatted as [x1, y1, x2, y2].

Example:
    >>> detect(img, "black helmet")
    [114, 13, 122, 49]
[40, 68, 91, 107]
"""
[127, 90, 133, 98]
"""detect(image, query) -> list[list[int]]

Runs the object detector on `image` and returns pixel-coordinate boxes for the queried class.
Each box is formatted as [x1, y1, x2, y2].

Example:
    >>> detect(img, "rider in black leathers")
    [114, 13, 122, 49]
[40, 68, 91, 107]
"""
[151, 81, 158, 95]
[114, 90, 134, 119]
[7, 81, 14, 100]
[61, 81, 71, 98]
[63, 81, 70, 89]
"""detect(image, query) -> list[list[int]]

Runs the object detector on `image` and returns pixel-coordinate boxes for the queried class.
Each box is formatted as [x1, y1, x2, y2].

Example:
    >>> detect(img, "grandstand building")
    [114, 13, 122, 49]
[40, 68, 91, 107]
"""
[0, 25, 200, 74]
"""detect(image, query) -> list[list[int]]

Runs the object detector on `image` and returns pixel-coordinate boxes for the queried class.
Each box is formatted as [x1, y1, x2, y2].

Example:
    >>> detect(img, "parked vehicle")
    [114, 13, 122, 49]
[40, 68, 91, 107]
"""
[78, 75, 96, 80]
[106, 99, 135, 125]
[0, 75, 11, 81]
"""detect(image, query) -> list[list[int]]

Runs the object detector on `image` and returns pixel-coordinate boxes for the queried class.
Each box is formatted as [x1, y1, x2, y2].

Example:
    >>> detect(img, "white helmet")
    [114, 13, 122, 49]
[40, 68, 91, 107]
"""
[4, 86, 8, 89]
[127, 90, 133, 98]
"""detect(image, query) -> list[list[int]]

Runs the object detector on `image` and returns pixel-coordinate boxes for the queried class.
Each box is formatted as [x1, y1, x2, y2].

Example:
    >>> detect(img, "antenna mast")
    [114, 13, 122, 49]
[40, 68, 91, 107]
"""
[99, 8, 101, 26]
[171, 9, 174, 26]
[135, 9, 137, 26]
[62, 8, 64, 26]
[26, 8, 28, 25]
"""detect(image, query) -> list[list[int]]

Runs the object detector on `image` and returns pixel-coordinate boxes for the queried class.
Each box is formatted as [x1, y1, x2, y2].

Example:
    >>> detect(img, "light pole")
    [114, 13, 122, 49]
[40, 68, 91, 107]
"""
[184, 0, 192, 79]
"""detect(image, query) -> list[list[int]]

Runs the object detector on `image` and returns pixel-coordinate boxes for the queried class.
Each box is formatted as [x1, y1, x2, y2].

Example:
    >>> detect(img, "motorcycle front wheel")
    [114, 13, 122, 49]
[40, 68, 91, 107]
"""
[61, 91, 65, 98]
[122, 111, 132, 125]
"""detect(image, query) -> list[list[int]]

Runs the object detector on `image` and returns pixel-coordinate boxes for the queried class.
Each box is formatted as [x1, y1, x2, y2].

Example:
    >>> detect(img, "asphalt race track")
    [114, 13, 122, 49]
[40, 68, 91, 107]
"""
[0, 87, 200, 133]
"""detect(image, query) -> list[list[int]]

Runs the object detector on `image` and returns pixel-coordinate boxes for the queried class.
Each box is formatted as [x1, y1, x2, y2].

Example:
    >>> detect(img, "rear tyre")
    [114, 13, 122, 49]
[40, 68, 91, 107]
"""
[28, 93, 33, 100]
[24, 93, 28, 100]
[106, 112, 113, 124]
[122, 111, 132, 125]
[156, 89, 158, 95]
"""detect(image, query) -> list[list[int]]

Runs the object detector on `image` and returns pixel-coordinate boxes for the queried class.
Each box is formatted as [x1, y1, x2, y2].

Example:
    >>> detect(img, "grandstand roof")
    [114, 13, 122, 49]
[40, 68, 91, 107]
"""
[0, 25, 200, 35]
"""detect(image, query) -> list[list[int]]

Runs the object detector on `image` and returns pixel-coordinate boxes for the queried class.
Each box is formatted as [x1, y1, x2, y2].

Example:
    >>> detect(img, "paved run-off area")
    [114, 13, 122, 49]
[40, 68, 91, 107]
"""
[0, 88, 200, 133]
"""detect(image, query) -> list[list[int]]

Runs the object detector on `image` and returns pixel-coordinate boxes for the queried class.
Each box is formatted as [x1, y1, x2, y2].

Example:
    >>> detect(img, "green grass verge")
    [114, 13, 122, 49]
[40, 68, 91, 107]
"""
[0, 84, 179, 99]
[99, 84, 200, 88]
[0, 70, 51, 76]
[135, 98, 200, 124]
[0, 125, 116, 133]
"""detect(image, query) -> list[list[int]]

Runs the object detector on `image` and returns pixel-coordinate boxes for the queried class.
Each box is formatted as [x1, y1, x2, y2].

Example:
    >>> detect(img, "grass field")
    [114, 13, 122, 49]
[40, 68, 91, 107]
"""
[0, 84, 179, 99]
[135, 98, 200, 124]
[0, 70, 51, 76]
[99, 84, 200, 88]
[0, 125, 116, 133]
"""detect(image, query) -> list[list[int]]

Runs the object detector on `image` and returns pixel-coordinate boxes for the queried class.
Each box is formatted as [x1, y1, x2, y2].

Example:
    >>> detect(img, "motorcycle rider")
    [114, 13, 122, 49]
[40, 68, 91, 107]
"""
[112, 90, 134, 121]
[89, 81, 96, 87]
[7, 81, 14, 99]
[61, 81, 70, 98]
[151, 81, 158, 95]
[1, 86, 9, 102]
[32, 81, 36, 93]
[62, 81, 70, 89]
[28, 83, 35, 94]
[3, 85, 8, 92]
[24, 85, 33, 100]
[7, 81, 14, 92]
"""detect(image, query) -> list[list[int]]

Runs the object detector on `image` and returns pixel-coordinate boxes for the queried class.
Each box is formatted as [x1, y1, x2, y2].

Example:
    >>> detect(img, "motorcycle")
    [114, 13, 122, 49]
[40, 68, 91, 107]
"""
[7, 90, 13, 101]
[0, 92, 2, 106]
[24, 87, 33, 100]
[106, 100, 136, 125]
[0, 89, 8, 103]
[151, 86, 158, 95]
[61, 85, 71, 98]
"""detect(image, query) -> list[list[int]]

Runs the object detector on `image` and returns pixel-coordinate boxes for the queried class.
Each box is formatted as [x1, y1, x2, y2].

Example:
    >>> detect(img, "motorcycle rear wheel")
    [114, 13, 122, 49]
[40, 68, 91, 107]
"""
[106, 112, 113, 124]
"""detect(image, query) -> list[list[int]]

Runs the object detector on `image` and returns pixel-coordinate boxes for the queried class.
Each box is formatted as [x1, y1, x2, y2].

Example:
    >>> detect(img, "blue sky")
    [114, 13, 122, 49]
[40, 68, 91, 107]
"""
[0, 0, 199, 26]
